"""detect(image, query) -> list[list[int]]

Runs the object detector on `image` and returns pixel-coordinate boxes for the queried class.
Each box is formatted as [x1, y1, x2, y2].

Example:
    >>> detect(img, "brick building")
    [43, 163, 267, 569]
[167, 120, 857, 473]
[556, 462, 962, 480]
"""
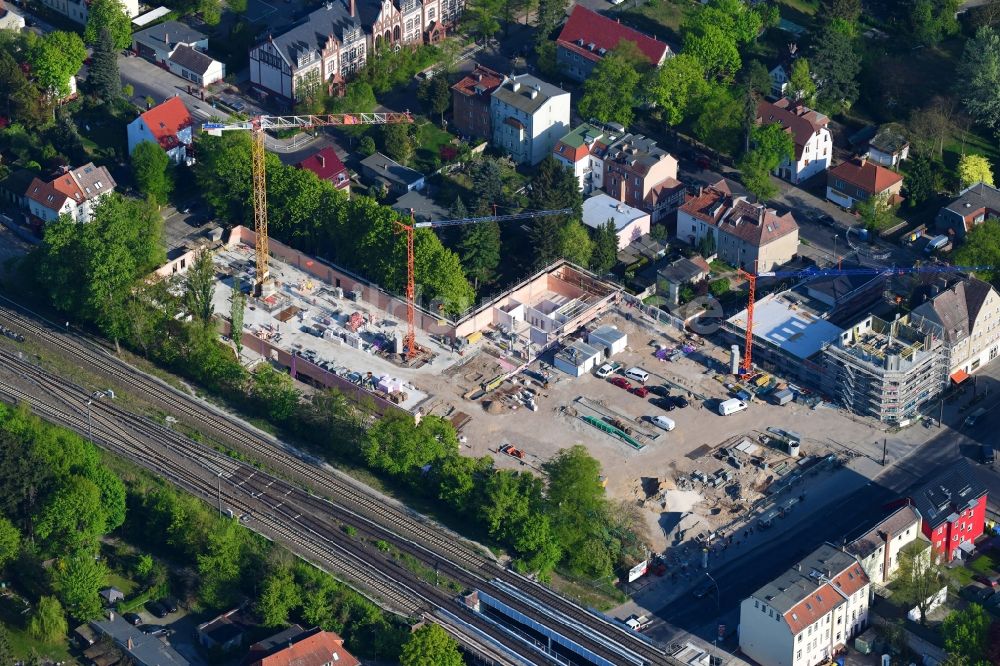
[450, 63, 504, 140]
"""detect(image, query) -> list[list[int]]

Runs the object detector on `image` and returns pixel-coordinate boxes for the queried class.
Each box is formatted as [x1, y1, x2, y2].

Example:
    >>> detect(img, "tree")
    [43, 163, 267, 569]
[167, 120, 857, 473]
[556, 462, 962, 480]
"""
[134, 553, 154, 579]
[228, 0, 248, 12]
[469, 0, 502, 40]
[528, 156, 584, 268]
[34, 475, 107, 552]
[822, 0, 861, 25]
[419, 75, 451, 124]
[0, 623, 12, 666]
[578, 46, 642, 126]
[132, 140, 174, 205]
[739, 151, 778, 200]
[743, 60, 772, 97]
[894, 542, 941, 626]
[0, 517, 19, 569]
[956, 218, 1000, 286]
[558, 220, 593, 268]
[959, 153, 995, 187]
[358, 135, 377, 157]
[590, 219, 618, 274]
[258, 566, 301, 627]
[534, 0, 568, 48]
[855, 192, 898, 233]
[29, 31, 87, 98]
[84, 0, 132, 49]
[184, 249, 216, 326]
[910, 0, 961, 45]
[909, 99, 956, 159]
[788, 58, 816, 103]
[361, 414, 457, 477]
[250, 364, 299, 423]
[200, 0, 223, 25]
[684, 23, 742, 78]
[449, 196, 468, 220]
[470, 157, 504, 214]
[459, 220, 501, 289]
[52, 552, 108, 619]
[958, 26, 1000, 137]
[0, 51, 49, 129]
[86, 27, 120, 101]
[28, 597, 67, 643]
[942, 604, 990, 664]
[329, 82, 377, 114]
[400, 623, 464, 666]
[231, 278, 246, 359]
[692, 83, 743, 155]
[811, 25, 861, 111]
[903, 153, 936, 207]
[381, 123, 413, 163]
[650, 54, 707, 126]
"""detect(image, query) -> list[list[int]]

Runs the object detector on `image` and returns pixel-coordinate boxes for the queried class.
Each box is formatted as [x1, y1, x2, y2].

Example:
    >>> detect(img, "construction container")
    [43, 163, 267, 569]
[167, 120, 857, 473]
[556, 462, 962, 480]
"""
[772, 389, 794, 406]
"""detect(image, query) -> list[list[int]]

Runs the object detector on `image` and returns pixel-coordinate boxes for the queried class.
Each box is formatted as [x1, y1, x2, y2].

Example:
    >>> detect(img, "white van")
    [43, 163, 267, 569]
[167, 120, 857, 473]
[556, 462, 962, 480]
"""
[718, 398, 748, 416]
[653, 415, 676, 431]
[624, 367, 649, 383]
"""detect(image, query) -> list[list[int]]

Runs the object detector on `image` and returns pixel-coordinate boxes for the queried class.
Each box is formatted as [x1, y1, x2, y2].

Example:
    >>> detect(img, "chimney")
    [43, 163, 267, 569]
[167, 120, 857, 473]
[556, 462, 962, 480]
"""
[860, 155, 867, 167]
[349, 0, 355, 16]
[164, 32, 169, 45]
[618, 182, 626, 203]
[127, 637, 134, 650]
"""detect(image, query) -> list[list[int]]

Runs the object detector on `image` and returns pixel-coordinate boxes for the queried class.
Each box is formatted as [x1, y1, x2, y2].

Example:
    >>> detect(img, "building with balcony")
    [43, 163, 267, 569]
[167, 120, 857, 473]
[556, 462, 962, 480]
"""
[127, 96, 195, 165]
[756, 98, 831, 184]
[845, 503, 925, 586]
[552, 122, 621, 194]
[490, 74, 570, 165]
[601, 133, 683, 222]
[25, 163, 116, 226]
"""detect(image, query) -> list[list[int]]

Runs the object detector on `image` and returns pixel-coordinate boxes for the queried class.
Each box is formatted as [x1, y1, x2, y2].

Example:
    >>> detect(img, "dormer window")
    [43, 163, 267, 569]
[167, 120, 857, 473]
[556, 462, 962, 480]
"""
[95, 181, 103, 189]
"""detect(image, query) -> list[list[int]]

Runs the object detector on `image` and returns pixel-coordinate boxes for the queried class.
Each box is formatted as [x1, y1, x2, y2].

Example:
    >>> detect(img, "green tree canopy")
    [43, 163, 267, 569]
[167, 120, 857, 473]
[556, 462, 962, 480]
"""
[811, 25, 861, 111]
[34, 475, 108, 552]
[942, 604, 990, 664]
[578, 44, 643, 126]
[183, 249, 216, 326]
[909, 0, 961, 45]
[28, 596, 68, 643]
[28, 31, 87, 98]
[650, 54, 707, 126]
[894, 541, 941, 626]
[132, 140, 174, 205]
[684, 23, 742, 79]
[381, 122, 413, 163]
[528, 156, 584, 268]
[400, 623, 464, 666]
[590, 219, 619, 274]
[459, 220, 501, 289]
[84, 0, 132, 49]
[52, 551, 108, 619]
[86, 27, 120, 101]
[788, 58, 816, 103]
[903, 153, 936, 207]
[956, 218, 1000, 286]
[361, 414, 458, 477]
[959, 26, 1000, 137]
[692, 83, 743, 155]
[959, 153, 995, 187]
[258, 565, 301, 627]
[0, 517, 19, 569]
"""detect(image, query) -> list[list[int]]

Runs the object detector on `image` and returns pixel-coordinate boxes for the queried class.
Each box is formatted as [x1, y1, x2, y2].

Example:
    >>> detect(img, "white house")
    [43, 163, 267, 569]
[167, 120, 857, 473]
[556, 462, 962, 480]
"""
[39, 0, 137, 25]
[739, 543, 871, 666]
[127, 97, 194, 165]
[553, 340, 601, 377]
[581, 193, 650, 250]
[490, 74, 570, 166]
[866, 124, 910, 168]
[25, 163, 116, 225]
[845, 504, 924, 586]
[552, 122, 621, 193]
[756, 97, 832, 184]
[168, 44, 225, 87]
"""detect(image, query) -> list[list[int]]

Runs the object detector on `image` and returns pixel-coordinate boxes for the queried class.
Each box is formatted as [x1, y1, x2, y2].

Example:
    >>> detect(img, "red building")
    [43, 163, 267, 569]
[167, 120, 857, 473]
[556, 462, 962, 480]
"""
[911, 459, 988, 563]
[450, 63, 503, 141]
[296, 147, 349, 192]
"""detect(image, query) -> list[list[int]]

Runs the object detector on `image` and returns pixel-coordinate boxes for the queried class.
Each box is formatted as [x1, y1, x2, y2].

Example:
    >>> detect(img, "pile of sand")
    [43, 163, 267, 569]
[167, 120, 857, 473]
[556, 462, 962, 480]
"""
[662, 488, 704, 513]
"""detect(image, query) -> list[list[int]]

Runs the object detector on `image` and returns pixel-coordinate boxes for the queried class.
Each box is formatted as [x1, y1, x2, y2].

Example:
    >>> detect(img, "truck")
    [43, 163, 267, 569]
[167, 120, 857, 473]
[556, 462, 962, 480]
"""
[624, 614, 652, 632]
[718, 398, 748, 416]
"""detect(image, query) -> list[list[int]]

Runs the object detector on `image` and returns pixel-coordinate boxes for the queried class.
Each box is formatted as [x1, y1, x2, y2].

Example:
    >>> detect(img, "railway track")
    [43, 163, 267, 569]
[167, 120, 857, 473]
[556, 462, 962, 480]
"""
[0, 297, 680, 666]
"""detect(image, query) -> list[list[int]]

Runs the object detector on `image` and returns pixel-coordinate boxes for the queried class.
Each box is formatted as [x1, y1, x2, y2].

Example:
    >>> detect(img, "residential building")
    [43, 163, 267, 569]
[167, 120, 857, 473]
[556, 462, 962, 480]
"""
[132, 21, 208, 63]
[39, 0, 137, 24]
[249, 0, 459, 103]
[826, 158, 903, 209]
[845, 503, 924, 586]
[553, 340, 601, 376]
[935, 182, 1000, 241]
[677, 183, 799, 272]
[756, 98, 832, 184]
[739, 543, 871, 666]
[767, 45, 801, 99]
[168, 44, 226, 87]
[555, 5, 670, 82]
[25, 163, 116, 225]
[657, 255, 711, 306]
[244, 625, 360, 666]
[360, 152, 424, 195]
[601, 133, 683, 221]
[450, 63, 504, 140]
[0, 168, 36, 211]
[90, 612, 189, 666]
[296, 147, 350, 191]
[910, 459, 988, 563]
[127, 97, 195, 165]
[490, 74, 570, 165]
[196, 607, 248, 654]
[866, 123, 909, 168]
[910, 277, 1000, 384]
[581, 193, 650, 250]
[552, 122, 621, 194]
[821, 313, 945, 424]
[0, 0, 25, 30]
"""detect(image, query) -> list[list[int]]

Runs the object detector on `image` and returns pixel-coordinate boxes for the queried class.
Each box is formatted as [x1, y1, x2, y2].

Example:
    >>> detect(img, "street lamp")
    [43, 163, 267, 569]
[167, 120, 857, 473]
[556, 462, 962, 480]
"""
[704, 572, 720, 613]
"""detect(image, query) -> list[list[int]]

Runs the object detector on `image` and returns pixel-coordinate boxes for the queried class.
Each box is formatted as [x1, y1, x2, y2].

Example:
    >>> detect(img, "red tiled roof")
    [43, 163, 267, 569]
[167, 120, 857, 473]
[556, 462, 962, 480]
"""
[296, 147, 348, 189]
[556, 6, 669, 66]
[25, 177, 69, 211]
[250, 630, 359, 666]
[828, 159, 903, 196]
[782, 563, 868, 635]
[140, 96, 193, 151]
[451, 63, 504, 98]
[757, 98, 828, 161]
[681, 186, 797, 247]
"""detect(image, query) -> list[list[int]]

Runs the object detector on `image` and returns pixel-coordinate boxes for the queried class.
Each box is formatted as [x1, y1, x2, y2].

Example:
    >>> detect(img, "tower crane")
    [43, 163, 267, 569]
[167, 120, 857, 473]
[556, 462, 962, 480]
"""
[736, 262, 993, 377]
[204, 112, 414, 296]
[395, 208, 574, 359]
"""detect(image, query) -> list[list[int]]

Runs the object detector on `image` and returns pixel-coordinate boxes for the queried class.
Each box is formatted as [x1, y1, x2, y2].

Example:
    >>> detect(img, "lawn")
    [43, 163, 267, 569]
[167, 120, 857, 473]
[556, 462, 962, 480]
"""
[411, 120, 456, 174]
[105, 571, 139, 597]
[614, 0, 688, 45]
[0, 594, 72, 661]
[74, 105, 130, 162]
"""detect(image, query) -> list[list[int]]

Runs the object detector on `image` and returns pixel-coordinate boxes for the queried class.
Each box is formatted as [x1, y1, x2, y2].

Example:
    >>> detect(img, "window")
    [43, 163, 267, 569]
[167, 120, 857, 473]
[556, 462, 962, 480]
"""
[754, 600, 759, 609]
[797, 651, 802, 660]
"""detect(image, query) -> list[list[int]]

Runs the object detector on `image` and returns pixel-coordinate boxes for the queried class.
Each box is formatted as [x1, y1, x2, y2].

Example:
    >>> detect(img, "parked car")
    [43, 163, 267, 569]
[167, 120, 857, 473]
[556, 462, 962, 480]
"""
[692, 580, 714, 598]
[982, 445, 995, 465]
[124, 612, 142, 626]
[595, 363, 614, 379]
[631, 386, 650, 398]
[609, 377, 632, 390]
[974, 574, 999, 588]
[648, 384, 670, 397]
[159, 597, 179, 613]
[146, 601, 168, 618]
[816, 213, 836, 227]
[651, 397, 675, 412]
[673, 395, 689, 408]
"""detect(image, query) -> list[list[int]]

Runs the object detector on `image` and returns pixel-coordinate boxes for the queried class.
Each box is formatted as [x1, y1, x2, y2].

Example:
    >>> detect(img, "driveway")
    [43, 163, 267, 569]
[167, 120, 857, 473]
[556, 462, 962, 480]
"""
[118, 55, 231, 123]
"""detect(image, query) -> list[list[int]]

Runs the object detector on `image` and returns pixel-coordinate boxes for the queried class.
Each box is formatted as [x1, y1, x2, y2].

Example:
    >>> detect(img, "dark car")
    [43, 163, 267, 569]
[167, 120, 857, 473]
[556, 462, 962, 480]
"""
[124, 612, 142, 626]
[816, 213, 837, 227]
[673, 395, 690, 408]
[159, 597, 179, 613]
[146, 601, 168, 618]
[974, 574, 999, 588]
[692, 580, 714, 598]
[651, 397, 675, 412]
[648, 385, 670, 397]
[982, 445, 995, 465]
[631, 386, 650, 398]
[142, 625, 167, 636]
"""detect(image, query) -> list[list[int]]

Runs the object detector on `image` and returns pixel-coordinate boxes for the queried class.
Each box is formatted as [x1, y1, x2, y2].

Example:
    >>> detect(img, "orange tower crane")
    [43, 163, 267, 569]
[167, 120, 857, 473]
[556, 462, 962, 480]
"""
[205, 112, 414, 296]
[394, 207, 574, 358]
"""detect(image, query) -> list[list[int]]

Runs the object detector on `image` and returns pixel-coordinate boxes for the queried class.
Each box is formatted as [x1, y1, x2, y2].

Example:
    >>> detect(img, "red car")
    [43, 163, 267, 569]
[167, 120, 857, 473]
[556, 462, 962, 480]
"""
[631, 386, 650, 398]
[609, 377, 632, 390]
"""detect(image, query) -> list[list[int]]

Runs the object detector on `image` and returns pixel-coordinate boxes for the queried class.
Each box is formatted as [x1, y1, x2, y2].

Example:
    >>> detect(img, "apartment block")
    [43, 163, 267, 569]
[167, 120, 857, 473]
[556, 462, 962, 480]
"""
[552, 122, 620, 193]
[845, 504, 924, 586]
[912, 460, 988, 563]
[490, 74, 570, 165]
[602, 133, 683, 222]
[821, 314, 946, 424]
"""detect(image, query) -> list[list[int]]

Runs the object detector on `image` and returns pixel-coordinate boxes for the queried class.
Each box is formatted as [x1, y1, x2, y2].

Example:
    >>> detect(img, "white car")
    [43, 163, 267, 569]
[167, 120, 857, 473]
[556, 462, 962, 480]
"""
[595, 363, 614, 378]
[610, 0, 625, 5]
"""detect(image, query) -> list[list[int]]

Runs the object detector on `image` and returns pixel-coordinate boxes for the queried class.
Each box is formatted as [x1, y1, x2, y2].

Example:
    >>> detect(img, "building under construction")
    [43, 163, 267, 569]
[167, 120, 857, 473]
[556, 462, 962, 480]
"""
[821, 313, 946, 423]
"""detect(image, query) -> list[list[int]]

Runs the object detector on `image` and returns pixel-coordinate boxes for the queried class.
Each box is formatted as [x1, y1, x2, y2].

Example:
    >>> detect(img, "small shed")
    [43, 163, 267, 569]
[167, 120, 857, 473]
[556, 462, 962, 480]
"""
[74, 623, 97, 647]
[99, 587, 124, 605]
[554, 340, 602, 377]
[588, 325, 627, 358]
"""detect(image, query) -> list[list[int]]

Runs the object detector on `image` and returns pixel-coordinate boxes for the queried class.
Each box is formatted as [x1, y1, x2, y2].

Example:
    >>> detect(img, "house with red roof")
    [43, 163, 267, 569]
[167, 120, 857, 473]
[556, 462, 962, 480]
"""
[296, 147, 350, 192]
[25, 162, 116, 226]
[826, 157, 904, 210]
[756, 97, 832, 184]
[556, 6, 671, 82]
[243, 625, 359, 666]
[450, 63, 504, 140]
[127, 97, 195, 165]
